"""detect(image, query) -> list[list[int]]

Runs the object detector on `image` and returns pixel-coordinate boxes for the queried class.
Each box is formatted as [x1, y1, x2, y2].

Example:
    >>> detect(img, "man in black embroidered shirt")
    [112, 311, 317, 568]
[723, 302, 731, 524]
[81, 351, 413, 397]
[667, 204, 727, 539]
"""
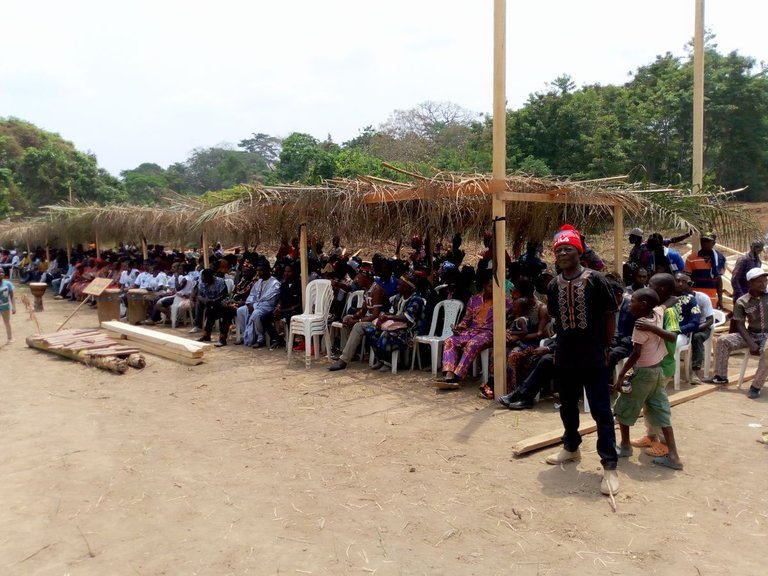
[546, 225, 620, 496]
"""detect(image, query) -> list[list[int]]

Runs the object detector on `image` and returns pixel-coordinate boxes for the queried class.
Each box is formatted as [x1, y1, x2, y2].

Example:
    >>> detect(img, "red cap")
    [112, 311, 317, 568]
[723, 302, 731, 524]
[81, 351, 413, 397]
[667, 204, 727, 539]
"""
[553, 225, 583, 254]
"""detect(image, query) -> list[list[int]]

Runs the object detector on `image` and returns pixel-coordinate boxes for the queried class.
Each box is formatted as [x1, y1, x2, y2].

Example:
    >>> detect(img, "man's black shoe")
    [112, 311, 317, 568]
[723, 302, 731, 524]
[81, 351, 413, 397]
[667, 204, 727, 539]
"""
[508, 400, 534, 410]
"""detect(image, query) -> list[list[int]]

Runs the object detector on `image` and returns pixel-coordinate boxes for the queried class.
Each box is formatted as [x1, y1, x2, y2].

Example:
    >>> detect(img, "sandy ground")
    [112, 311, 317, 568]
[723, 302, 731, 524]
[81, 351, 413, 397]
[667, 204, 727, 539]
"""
[0, 288, 766, 576]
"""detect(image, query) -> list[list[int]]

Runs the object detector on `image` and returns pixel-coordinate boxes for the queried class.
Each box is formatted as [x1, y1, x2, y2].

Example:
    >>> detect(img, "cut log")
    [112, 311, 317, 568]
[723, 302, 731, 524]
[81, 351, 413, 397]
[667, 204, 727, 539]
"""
[27, 335, 129, 374]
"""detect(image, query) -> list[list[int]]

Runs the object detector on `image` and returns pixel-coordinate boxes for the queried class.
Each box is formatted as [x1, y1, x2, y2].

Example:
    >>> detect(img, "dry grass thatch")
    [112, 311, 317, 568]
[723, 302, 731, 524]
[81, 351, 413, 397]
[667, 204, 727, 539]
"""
[0, 172, 760, 251]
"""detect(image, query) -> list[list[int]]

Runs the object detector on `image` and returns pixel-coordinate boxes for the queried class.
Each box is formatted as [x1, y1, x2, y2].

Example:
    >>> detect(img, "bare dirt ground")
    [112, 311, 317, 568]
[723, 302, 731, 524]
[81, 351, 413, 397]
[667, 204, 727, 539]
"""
[1, 289, 766, 576]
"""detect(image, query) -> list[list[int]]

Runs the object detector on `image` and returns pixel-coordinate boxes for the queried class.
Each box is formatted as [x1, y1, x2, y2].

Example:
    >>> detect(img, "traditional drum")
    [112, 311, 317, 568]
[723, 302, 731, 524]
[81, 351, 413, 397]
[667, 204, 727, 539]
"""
[29, 282, 47, 312]
[127, 288, 148, 324]
[96, 288, 121, 324]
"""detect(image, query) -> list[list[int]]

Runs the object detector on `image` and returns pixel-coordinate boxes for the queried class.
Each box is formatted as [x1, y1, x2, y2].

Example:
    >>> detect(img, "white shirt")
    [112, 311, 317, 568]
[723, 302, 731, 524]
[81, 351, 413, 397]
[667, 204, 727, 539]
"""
[694, 290, 714, 320]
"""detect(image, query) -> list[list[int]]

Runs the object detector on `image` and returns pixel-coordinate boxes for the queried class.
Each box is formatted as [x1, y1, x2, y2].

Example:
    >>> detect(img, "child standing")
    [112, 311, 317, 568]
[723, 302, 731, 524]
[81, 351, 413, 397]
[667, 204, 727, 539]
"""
[614, 287, 683, 470]
[0, 269, 16, 343]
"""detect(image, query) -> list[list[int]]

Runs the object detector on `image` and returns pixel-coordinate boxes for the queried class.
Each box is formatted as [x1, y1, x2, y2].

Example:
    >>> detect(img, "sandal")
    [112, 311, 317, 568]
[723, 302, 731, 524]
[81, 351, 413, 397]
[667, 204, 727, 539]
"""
[645, 442, 670, 457]
[651, 455, 683, 470]
[434, 381, 460, 390]
[478, 384, 494, 399]
[630, 435, 655, 448]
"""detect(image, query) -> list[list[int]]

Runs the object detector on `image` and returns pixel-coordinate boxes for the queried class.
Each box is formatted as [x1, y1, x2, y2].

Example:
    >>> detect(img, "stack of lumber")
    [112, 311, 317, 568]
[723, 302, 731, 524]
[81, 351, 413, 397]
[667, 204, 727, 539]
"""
[26, 329, 146, 374]
[101, 321, 211, 365]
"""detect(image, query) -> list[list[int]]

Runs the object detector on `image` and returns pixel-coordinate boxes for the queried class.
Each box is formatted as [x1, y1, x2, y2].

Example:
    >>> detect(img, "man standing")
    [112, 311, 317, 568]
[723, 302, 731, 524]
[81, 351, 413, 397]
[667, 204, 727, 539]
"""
[545, 225, 619, 496]
[328, 265, 386, 371]
[707, 268, 768, 399]
[684, 232, 725, 309]
[731, 239, 764, 302]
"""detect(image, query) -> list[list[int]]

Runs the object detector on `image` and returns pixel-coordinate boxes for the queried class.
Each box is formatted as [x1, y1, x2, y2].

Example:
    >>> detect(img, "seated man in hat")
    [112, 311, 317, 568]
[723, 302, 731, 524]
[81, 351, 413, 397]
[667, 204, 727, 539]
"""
[684, 232, 726, 309]
[328, 265, 386, 371]
[707, 267, 768, 399]
[234, 259, 281, 348]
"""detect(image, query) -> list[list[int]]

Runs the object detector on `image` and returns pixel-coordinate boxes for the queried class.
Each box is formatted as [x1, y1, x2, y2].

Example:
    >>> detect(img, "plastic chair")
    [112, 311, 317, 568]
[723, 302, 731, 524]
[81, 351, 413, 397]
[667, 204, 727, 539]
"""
[410, 299, 464, 375]
[703, 310, 727, 378]
[329, 290, 364, 349]
[472, 348, 490, 384]
[287, 279, 334, 368]
[673, 333, 692, 390]
[170, 296, 194, 328]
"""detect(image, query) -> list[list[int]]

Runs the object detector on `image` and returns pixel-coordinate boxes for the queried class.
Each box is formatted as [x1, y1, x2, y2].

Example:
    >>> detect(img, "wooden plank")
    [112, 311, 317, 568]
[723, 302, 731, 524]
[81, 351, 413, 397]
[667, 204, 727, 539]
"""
[83, 278, 114, 296]
[101, 321, 211, 354]
[105, 330, 205, 359]
[613, 204, 624, 274]
[111, 337, 204, 365]
[497, 190, 617, 207]
[511, 384, 720, 457]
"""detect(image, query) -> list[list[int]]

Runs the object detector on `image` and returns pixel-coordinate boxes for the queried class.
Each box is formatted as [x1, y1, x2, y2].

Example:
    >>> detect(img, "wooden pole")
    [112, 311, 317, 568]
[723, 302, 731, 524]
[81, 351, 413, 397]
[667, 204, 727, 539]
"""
[45, 242, 50, 265]
[613, 205, 624, 274]
[66, 239, 72, 263]
[299, 223, 309, 307]
[141, 237, 149, 262]
[491, 0, 507, 399]
[692, 0, 705, 194]
[94, 231, 100, 257]
[201, 230, 210, 269]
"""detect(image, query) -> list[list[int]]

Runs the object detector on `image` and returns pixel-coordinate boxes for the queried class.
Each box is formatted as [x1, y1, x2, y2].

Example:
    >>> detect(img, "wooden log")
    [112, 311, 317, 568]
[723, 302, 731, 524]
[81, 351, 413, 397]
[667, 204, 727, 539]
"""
[511, 384, 720, 457]
[27, 336, 129, 374]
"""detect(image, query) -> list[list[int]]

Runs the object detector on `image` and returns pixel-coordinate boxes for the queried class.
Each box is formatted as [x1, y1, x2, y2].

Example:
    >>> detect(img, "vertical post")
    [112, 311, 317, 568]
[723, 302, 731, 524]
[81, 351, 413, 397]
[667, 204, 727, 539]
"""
[613, 204, 624, 275]
[45, 242, 50, 265]
[94, 231, 100, 257]
[201, 230, 210, 269]
[141, 237, 149, 261]
[692, 0, 705, 195]
[299, 223, 309, 307]
[66, 238, 72, 263]
[491, 0, 507, 399]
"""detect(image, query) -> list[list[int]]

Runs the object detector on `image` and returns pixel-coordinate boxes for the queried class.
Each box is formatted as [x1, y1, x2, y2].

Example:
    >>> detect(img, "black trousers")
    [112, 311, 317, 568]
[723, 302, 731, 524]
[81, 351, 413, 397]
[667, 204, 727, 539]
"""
[555, 363, 618, 470]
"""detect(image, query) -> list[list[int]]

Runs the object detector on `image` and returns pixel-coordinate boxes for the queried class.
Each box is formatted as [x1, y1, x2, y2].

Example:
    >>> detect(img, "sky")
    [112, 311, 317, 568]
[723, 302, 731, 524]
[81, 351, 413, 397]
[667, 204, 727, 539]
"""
[1, 0, 766, 176]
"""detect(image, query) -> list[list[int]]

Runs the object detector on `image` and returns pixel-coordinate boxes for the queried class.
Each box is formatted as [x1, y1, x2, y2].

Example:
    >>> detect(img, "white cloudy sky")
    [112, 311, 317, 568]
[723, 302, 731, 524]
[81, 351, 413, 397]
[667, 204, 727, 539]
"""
[1, 0, 766, 176]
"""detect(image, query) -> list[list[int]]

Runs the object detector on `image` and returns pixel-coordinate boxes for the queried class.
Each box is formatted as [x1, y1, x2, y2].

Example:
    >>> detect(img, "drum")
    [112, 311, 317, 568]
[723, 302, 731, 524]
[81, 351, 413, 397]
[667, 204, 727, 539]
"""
[29, 282, 47, 312]
[127, 288, 148, 324]
[96, 288, 121, 324]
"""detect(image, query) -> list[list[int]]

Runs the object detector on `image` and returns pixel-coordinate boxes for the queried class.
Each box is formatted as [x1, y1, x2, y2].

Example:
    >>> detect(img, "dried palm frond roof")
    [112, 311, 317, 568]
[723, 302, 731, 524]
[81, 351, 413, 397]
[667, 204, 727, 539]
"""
[195, 171, 759, 248]
[0, 171, 760, 249]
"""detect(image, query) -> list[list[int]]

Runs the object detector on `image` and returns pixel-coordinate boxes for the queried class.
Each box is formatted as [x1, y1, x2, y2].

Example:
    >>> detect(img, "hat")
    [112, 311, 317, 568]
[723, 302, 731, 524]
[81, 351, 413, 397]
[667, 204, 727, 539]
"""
[746, 267, 768, 282]
[553, 224, 584, 255]
[700, 231, 716, 241]
[628, 228, 644, 237]
[357, 264, 374, 279]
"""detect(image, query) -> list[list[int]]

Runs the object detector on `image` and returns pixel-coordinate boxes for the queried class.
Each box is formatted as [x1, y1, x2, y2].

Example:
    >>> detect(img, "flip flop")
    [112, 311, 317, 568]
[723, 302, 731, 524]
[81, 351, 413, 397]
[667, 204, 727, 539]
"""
[645, 442, 670, 457]
[652, 456, 683, 470]
[630, 435, 655, 448]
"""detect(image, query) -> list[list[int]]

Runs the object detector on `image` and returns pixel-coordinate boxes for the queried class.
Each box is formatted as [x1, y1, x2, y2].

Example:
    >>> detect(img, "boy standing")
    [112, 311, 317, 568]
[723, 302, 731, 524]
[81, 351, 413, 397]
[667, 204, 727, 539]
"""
[0, 269, 16, 343]
[615, 288, 683, 470]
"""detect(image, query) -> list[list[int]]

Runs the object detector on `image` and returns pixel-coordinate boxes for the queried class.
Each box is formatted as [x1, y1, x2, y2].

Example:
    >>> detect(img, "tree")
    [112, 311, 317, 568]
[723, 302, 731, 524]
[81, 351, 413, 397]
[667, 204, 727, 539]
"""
[276, 133, 336, 183]
[237, 133, 282, 168]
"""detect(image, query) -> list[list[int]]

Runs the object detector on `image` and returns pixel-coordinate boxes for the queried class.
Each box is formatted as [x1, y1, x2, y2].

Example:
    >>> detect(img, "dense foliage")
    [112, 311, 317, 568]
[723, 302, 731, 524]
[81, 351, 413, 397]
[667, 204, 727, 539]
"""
[1, 41, 766, 216]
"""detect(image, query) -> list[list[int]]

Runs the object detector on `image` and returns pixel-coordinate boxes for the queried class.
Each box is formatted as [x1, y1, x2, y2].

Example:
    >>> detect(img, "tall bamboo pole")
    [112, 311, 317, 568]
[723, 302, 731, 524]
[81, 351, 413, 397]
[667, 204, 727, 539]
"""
[141, 237, 149, 262]
[491, 0, 507, 399]
[94, 232, 100, 257]
[691, 0, 705, 249]
[66, 239, 72, 263]
[692, 0, 705, 194]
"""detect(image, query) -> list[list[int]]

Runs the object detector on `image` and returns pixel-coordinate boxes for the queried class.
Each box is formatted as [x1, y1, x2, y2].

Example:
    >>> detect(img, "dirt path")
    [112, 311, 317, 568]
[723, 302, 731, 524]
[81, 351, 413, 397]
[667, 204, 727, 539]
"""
[0, 288, 765, 575]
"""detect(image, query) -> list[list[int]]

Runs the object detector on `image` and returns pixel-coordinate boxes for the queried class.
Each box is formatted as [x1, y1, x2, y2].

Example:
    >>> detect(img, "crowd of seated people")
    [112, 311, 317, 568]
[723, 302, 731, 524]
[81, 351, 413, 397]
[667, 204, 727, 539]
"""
[4, 224, 763, 404]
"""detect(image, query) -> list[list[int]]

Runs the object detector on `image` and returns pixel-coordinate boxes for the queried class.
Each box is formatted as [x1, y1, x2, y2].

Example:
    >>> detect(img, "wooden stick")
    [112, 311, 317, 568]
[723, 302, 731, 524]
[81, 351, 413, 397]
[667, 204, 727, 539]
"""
[56, 299, 91, 332]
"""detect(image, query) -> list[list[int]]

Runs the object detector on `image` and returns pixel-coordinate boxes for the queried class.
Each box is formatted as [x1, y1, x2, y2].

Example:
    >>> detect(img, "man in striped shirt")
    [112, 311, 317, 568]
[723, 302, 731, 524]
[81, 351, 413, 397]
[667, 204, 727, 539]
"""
[684, 232, 725, 309]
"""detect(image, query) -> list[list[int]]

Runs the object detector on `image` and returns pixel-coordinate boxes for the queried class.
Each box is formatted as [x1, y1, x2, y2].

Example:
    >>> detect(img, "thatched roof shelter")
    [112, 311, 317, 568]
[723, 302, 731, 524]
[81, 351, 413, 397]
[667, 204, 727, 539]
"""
[1, 171, 759, 257]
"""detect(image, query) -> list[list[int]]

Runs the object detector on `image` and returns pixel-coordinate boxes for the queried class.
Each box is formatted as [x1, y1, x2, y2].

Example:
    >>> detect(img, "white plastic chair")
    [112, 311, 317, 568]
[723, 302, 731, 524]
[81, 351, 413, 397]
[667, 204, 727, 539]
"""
[330, 290, 364, 349]
[287, 280, 334, 368]
[170, 296, 194, 328]
[410, 299, 464, 375]
[703, 310, 727, 378]
[673, 333, 692, 390]
[472, 348, 491, 384]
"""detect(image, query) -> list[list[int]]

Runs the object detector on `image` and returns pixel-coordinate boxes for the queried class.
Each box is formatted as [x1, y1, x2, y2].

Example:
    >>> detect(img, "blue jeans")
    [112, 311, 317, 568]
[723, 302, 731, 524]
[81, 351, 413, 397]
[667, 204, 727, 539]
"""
[555, 364, 618, 470]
